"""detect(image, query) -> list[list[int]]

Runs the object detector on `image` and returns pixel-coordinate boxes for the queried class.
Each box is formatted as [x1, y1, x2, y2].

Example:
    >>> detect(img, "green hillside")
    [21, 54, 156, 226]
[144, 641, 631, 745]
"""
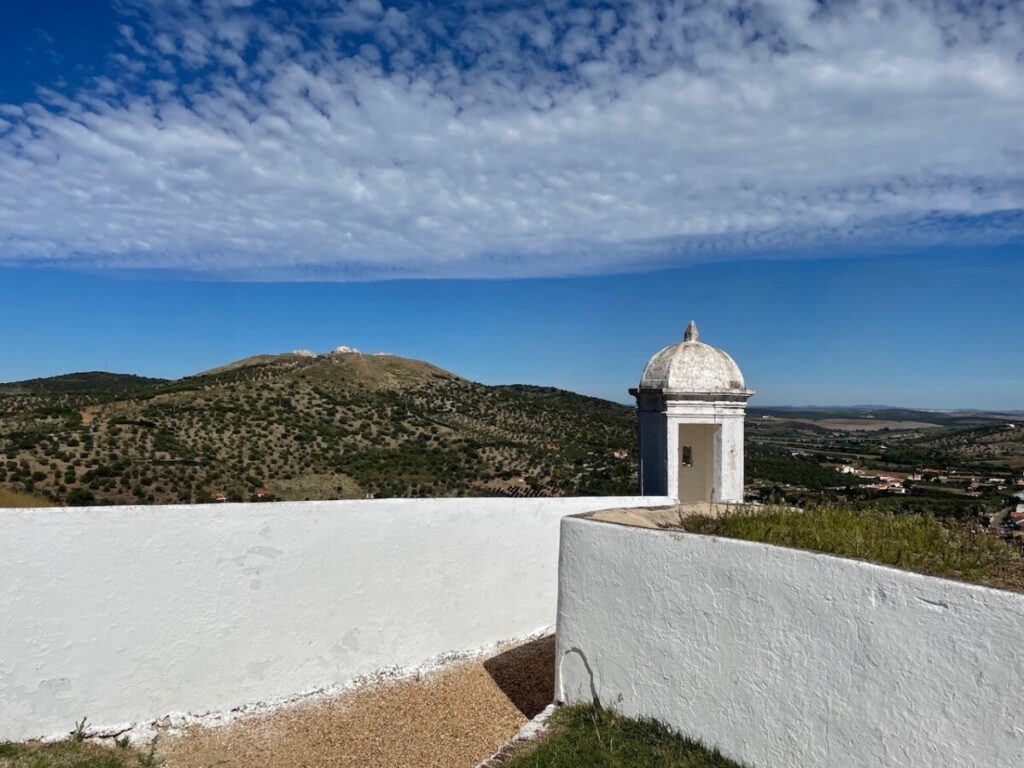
[0, 352, 636, 505]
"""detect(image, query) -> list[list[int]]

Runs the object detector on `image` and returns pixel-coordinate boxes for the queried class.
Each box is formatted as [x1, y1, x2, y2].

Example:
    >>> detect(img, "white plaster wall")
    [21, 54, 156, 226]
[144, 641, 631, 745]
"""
[661, 402, 745, 503]
[0, 495, 668, 741]
[556, 516, 1024, 768]
[637, 410, 667, 495]
[715, 417, 744, 502]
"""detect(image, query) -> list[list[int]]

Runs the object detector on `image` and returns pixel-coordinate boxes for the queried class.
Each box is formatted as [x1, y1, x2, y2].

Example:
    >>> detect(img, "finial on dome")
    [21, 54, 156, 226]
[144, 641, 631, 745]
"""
[683, 320, 699, 342]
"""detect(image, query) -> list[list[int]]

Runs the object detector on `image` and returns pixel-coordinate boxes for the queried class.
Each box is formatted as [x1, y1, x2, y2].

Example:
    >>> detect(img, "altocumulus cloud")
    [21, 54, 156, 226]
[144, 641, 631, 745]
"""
[0, 0, 1021, 280]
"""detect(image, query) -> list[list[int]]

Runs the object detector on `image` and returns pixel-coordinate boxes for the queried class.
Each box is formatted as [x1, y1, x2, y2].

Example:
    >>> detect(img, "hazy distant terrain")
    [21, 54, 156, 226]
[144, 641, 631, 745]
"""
[748, 406, 1023, 430]
[0, 352, 636, 505]
[748, 406, 1024, 473]
[746, 406, 1024, 519]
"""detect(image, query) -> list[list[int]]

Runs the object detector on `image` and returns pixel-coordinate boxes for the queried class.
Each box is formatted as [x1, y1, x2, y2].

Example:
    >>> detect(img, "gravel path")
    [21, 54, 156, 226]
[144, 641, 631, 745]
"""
[158, 635, 555, 768]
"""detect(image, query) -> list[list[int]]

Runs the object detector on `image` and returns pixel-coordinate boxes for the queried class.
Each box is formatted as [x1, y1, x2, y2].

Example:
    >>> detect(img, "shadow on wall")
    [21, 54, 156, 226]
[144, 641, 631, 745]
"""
[483, 635, 556, 718]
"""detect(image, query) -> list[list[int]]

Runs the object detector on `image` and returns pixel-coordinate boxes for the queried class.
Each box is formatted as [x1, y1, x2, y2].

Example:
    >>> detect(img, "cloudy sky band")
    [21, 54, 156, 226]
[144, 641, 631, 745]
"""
[0, 0, 1021, 280]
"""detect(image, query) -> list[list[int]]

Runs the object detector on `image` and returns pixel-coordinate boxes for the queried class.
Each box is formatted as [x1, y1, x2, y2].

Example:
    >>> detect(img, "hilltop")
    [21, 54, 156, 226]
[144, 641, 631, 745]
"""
[0, 371, 168, 396]
[0, 351, 636, 505]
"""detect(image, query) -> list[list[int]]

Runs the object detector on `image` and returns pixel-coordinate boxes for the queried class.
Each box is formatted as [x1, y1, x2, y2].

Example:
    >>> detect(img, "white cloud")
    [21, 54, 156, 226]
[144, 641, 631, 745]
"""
[0, 0, 1020, 280]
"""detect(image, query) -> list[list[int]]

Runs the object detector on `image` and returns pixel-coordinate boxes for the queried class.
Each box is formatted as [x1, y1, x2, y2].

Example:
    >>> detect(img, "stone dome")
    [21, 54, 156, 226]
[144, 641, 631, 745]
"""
[639, 321, 748, 394]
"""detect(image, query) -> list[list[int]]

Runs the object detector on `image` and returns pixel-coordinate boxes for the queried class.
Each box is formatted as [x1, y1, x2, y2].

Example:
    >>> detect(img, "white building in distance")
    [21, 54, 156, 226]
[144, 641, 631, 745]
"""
[630, 321, 753, 503]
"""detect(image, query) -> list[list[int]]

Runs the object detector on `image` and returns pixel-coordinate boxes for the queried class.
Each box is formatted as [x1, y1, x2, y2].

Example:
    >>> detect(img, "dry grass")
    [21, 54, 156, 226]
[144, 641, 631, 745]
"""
[672, 505, 1024, 593]
[0, 487, 52, 508]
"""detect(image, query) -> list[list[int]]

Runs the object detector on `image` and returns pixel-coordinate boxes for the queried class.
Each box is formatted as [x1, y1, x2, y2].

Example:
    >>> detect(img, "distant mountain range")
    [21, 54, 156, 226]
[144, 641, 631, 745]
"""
[748, 405, 1021, 428]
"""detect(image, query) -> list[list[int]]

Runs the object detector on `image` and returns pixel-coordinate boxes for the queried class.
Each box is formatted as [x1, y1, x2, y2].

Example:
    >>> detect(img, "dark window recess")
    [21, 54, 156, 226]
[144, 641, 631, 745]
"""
[681, 446, 693, 467]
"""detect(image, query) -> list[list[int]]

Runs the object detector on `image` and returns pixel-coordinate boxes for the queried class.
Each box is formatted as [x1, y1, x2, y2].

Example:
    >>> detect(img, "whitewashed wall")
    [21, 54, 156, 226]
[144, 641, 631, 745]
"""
[556, 516, 1024, 768]
[0, 495, 668, 741]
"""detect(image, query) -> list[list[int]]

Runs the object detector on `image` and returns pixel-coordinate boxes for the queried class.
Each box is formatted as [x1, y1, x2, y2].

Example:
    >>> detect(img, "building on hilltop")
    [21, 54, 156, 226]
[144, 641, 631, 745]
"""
[630, 321, 754, 503]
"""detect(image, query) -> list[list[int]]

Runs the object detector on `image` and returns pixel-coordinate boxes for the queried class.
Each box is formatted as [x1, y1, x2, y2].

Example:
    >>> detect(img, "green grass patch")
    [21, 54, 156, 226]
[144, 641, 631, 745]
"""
[501, 704, 745, 768]
[0, 739, 159, 768]
[674, 506, 1024, 593]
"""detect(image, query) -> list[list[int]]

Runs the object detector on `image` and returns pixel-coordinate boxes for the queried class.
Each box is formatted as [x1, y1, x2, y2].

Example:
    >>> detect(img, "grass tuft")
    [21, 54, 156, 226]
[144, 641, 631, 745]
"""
[501, 703, 746, 767]
[672, 505, 1024, 592]
[0, 737, 161, 768]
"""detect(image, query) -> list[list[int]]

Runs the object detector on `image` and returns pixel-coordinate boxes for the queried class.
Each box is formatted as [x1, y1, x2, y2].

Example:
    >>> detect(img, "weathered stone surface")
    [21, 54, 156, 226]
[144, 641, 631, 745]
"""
[638, 322, 748, 394]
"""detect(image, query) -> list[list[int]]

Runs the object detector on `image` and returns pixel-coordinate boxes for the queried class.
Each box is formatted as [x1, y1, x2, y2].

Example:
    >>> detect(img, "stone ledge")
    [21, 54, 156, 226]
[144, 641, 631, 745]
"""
[585, 502, 753, 529]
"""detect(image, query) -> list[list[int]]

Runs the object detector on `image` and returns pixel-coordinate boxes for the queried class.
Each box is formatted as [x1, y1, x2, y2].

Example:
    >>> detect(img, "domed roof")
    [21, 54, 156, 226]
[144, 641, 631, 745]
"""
[639, 321, 748, 394]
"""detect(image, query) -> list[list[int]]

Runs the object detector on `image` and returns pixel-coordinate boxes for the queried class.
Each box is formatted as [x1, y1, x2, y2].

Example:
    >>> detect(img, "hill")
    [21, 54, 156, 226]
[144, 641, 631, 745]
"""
[0, 371, 167, 396]
[0, 352, 636, 505]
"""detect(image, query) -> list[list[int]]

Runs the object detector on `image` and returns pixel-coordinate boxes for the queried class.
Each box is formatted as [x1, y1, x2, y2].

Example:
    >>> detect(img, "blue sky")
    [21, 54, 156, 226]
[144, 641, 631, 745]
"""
[0, 1, 1021, 407]
[2, 248, 1022, 409]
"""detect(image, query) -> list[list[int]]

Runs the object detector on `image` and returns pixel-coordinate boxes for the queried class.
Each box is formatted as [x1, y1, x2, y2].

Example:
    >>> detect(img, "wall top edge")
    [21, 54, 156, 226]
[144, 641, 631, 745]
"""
[0, 495, 676, 518]
[565, 514, 1024, 602]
